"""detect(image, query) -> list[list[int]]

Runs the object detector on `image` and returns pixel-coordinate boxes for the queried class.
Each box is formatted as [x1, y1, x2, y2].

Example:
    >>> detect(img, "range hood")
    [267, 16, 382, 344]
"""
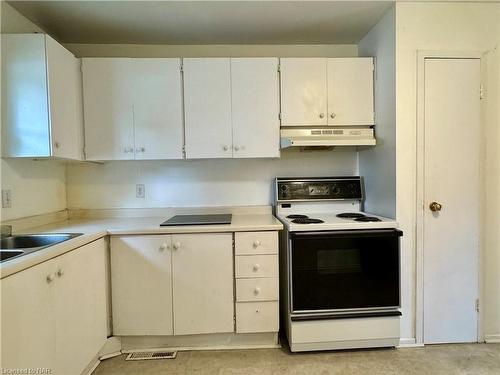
[280, 128, 376, 148]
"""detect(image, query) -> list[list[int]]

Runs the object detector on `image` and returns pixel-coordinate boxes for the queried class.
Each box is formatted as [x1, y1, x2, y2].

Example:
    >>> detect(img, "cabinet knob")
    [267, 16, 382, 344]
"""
[56, 269, 64, 278]
[46, 274, 55, 283]
[173, 242, 181, 250]
[234, 145, 240, 151]
[253, 264, 260, 272]
[54, 142, 60, 149]
[330, 113, 336, 119]
[319, 113, 325, 119]
[136, 147, 145, 153]
[223, 145, 229, 151]
[254, 287, 261, 295]
[253, 240, 261, 248]
[160, 243, 170, 251]
[124, 147, 133, 153]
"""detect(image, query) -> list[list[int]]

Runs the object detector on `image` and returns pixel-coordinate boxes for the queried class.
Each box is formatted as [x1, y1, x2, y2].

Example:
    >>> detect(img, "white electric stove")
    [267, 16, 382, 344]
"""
[274, 177, 402, 352]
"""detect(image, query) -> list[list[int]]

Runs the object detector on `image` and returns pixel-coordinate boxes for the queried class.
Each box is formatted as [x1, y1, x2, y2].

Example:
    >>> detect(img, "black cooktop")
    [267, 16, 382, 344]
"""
[160, 214, 232, 226]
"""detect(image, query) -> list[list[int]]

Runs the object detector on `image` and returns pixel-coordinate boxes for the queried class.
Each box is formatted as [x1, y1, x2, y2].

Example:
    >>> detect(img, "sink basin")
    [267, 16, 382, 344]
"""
[0, 250, 24, 262]
[0, 233, 83, 263]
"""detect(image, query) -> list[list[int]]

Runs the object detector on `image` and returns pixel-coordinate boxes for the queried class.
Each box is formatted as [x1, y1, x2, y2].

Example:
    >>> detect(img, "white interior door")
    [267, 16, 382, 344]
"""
[231, 58, 280, 158]
[82, 58, 134, 160]
[327, 58, 374, 126]
[280, 58, 327, 126]
[132, 59, 183, 160]
[423, 58, 481, 344]
[183, 58, 233, 159]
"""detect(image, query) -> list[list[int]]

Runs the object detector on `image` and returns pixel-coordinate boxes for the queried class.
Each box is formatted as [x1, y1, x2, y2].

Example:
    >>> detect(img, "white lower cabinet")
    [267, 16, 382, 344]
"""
[0, 239, 107, 375]
[111, 233, 234, 336]
[236, 302, 279, 334]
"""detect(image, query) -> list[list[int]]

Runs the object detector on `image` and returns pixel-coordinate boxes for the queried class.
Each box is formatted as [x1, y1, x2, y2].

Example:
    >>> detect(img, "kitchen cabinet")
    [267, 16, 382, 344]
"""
[111, 233, 234, 336]
[0, 239, 107, 374]
[183, 58, 233, 159]
[183, 58, 280, 159]
[1, 34, 84, 159]
[82, 58, 183, 160]
[111, 235, 173, 335]
[280, 57, 374, 126]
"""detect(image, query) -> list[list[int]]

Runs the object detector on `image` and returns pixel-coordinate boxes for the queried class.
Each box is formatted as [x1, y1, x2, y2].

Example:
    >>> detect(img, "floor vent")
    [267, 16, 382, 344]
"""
[125, 351, 177, 361]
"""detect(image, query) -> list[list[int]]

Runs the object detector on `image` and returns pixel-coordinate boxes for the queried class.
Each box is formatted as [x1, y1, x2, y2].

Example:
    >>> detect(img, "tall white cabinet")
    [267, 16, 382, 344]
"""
[82, 58, 183, 160]
[280, 57, 374, 126]
[183, 58, 280, 159]
[1, 34, 83, 159]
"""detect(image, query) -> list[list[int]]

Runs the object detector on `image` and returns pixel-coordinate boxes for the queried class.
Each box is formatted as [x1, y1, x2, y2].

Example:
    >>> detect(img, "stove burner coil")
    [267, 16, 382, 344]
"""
[336, 213, 366, 219]
[287, 214, 309, 219]
[291, 218, 325, 224]
[354, 216, 382, 222]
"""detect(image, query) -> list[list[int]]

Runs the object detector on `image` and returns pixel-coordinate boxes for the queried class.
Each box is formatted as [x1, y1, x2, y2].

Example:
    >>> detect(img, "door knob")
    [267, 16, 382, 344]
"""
[429, 202, 442, 212]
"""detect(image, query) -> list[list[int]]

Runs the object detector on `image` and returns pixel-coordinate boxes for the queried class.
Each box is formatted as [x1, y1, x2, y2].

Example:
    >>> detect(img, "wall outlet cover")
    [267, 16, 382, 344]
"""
[136, 184, 145, 199]
[2, 189, 12, 208]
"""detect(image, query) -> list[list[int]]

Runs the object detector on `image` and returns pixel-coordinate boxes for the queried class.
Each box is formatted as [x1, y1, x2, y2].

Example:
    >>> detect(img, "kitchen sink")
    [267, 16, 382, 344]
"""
[0, 233, 83, 263]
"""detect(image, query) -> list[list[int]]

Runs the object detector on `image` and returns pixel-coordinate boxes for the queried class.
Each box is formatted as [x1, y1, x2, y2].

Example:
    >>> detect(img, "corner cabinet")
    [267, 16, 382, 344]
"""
[110, 231, 279, 338]
[82, 58, 183, 161]
[0, 239, 107, 375]
[183, 58, 280, 159]
[1, 34, 84, 159]
[280, 57, 374, 126]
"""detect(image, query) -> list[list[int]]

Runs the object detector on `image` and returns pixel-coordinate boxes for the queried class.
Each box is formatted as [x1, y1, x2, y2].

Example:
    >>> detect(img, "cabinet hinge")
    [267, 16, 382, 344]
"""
[278, 113, 282, 121]
[480, 85, 485, 100]
[182, 145, 186, 158]
[277, 63, 281, 72]
[180, 62, 184, 73]
[476, 299, 480, 312]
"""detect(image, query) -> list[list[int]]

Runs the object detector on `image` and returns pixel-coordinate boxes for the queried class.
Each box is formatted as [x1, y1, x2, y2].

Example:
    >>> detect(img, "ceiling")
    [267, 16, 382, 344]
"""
[7, 1, 394, 45]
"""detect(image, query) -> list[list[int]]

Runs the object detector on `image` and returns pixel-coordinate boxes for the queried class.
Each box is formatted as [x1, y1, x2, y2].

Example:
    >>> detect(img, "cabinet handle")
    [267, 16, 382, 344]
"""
[330, 113, 336, 119]
[254, 287, 261, 295]
[136, 147, 145, 153]
[253, 264, 260, 272]
[173, 242, 181, 250]
[253, 240, 261, 248]
[124, 147, 133, 153]
[319, 113, 325, 119]
[56, 269, 64, 278]
[223, 145, 229, 151]
[234, 145, 240, 151]
[160, 243, 170, 251]
[54, 142, 60, 149]
[46, 274, 55, 283]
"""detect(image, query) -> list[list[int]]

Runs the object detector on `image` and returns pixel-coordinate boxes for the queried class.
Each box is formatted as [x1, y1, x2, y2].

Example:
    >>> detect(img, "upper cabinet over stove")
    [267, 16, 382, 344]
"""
[280, 58, 375, 127]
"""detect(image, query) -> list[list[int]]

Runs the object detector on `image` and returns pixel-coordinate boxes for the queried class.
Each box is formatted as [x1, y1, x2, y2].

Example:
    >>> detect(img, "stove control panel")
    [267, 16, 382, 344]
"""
[276, 177, 363, 202]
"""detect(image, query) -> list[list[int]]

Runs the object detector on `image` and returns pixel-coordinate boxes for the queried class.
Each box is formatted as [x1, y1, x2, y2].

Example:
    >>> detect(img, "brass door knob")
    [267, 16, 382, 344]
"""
[429, 202, 442, 212]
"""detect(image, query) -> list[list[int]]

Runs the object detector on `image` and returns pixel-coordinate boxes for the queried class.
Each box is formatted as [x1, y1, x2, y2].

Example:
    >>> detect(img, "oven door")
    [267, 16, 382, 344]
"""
[289, 229, 402, 315]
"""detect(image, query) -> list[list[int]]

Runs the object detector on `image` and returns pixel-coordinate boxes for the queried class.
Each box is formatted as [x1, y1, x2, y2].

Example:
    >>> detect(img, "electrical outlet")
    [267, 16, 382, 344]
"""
[136, 184, 145, 199]
[2, 189, 12, 208]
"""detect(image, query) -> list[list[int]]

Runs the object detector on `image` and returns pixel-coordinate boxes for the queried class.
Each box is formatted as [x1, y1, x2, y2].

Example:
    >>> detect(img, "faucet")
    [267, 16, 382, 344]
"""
[1, 225, 12, 239]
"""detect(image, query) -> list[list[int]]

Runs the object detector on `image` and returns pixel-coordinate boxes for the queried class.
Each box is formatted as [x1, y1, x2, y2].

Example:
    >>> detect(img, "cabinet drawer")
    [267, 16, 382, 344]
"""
[235, 255, 278, 278]
[235, 232, 278, 255]
[236, 278, 278, 302]
[236, 301, 279, 333]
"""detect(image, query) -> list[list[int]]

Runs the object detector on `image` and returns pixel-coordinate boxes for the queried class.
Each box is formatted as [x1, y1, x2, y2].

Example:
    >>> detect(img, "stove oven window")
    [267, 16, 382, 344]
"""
[290, 230, 401, 312]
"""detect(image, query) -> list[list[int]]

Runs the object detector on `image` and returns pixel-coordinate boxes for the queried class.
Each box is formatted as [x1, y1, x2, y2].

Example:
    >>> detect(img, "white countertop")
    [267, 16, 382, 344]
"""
[1, 213, 283, 279]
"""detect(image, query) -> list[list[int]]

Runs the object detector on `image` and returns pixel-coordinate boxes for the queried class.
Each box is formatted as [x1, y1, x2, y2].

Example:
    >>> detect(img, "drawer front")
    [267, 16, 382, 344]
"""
[236, 278, 278, 302]
[235, 232, 278, 255]
[236, 301, 279, 333]
[235, 255, 278, 278]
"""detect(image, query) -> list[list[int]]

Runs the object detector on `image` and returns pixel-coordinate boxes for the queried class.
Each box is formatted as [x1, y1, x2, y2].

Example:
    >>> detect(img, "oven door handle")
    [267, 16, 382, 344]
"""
[290, 229, 403, 239]
[291, 310, 402, 322]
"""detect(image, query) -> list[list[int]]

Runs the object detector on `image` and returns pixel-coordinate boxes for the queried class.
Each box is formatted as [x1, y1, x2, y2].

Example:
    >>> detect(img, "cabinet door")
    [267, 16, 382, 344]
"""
[327, 58, 374, 126]
[82, 58, 134, 160]
[183, 58, 233, 159]
[0, 257, 56, 371]
[132, 59, 183, 160]
[55, 239, 107, 375]
[231, 58, 280, 158]
[172, 233, 234, 335]
[280, 58, 327, 126]
[111, 235, 173, 335]
[46, 35, 84, 160]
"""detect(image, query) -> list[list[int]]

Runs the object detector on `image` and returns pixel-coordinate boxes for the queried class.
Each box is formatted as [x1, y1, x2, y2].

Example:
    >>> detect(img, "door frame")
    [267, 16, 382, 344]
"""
[415, 50, 486, 345]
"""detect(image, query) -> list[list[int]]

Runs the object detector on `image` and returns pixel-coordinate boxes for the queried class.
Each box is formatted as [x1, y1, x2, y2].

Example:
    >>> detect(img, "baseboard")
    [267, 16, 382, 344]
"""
[82, 355, 100, 375]
[397, 338, 424, 348]
[485, 334, 500, 343]
[99, 337, 122, 360]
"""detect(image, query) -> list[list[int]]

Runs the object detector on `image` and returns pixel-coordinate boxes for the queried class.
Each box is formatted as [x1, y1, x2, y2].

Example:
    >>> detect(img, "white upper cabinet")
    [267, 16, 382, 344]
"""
[280, 57, 374, 126]
[1, 34, 83, 159]
[327, 58, 375, 126]
[82, 58, 183, 160]
[280, 58, 328, 126]
[183, 58, 233, 159]
[231, 58, 280, 158]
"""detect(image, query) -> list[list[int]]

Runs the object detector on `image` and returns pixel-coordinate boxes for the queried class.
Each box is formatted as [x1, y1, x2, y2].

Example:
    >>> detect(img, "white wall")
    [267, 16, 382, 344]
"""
[395, 1, 500, 342]
[67, 149, 358, 209]
[0, 2, 67, 221]
[358, 6, 396, 218]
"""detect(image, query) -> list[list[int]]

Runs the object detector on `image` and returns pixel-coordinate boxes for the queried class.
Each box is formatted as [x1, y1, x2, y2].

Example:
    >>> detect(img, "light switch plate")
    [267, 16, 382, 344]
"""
[2, 189, 12, 208]
[136, 184, 145, 199]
